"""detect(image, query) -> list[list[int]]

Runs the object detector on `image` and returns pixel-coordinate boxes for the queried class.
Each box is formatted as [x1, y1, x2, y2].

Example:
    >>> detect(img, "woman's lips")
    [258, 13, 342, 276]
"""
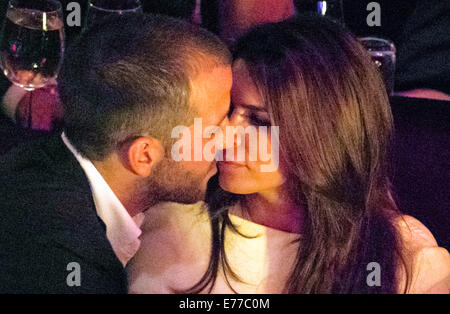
[218, 161, 246, 169]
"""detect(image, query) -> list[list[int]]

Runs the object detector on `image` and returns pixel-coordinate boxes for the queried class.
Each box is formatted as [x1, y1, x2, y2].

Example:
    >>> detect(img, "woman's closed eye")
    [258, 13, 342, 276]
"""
[227, 102, 235, 118]
[245, 112, 271, 126]
[228, 102, 271, 126]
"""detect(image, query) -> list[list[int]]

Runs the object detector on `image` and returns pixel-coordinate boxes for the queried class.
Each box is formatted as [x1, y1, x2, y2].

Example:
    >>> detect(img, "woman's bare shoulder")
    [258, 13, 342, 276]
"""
[395, 215, 450, 293]
[140, 201, 208, 232]
[395, 215, 438, 248]
[127, 202, 212, 293]
[136, 201, 211, 259]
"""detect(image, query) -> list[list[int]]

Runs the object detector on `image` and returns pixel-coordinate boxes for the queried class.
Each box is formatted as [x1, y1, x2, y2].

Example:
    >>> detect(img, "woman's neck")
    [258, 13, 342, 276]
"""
[234, 186, 305, 234]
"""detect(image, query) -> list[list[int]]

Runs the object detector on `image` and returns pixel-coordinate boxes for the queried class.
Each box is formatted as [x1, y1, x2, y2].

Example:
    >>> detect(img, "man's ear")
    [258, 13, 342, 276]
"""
[120, 137, 164, 177]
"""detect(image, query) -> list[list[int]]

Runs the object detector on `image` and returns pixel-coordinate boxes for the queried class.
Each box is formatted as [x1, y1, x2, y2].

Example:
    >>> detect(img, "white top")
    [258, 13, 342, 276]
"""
[62, 133, 144, 267]
[127, 201, 450, 294]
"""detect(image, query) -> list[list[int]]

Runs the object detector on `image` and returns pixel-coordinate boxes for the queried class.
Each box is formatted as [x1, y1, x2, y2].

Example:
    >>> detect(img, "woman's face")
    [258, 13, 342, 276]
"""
[217, 59, 285, 195]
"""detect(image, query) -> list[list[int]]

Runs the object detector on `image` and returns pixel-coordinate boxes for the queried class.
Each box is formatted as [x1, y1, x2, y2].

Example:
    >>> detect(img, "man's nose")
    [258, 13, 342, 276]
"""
[216, 116, 236, 151]
[215, 117, 245, 165]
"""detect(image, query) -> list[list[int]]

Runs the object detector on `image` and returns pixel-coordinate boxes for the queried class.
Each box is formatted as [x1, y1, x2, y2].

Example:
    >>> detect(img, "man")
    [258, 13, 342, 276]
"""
[0, 14, 232, 293]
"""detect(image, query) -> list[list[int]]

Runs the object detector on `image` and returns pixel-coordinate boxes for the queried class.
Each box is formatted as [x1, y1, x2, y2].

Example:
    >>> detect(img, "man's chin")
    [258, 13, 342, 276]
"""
[152, 160, 217, 205]
[202, 163, 218, 186]
[171, 187, 205, 204]
[165, 177, 208, 204]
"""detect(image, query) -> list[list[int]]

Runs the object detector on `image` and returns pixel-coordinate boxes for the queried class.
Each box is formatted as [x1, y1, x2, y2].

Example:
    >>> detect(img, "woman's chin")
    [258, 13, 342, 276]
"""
[218, 174, 256, 195]
[218, 175, 238, 193]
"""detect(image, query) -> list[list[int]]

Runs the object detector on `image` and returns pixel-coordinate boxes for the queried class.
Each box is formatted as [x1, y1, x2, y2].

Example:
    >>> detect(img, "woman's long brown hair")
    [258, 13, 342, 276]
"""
[183, 14, 408, 294]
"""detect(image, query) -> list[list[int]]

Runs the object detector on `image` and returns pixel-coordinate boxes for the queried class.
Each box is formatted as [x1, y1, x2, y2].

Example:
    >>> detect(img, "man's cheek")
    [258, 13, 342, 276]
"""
[177, 159, 210, 172]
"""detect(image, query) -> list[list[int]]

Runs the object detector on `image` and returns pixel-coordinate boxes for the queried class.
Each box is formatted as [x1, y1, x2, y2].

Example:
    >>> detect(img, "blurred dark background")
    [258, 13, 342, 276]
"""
[1, 0, 449, 96]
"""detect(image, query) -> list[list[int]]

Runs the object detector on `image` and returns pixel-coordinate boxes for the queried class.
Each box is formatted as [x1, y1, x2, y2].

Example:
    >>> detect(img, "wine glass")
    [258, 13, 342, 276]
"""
[84, 0, 143, 30]
[359, 37, 396, 96]
[0, 0, 65, 91]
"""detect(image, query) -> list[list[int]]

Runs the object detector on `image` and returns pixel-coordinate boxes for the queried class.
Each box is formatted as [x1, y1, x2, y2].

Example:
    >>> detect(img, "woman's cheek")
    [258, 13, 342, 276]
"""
[246, 128, 279, 173]
[245, 129, 285, 189]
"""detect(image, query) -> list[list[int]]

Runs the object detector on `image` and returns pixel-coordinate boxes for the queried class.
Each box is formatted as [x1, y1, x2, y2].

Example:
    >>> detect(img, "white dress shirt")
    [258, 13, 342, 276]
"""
[62, 133, 144, 267]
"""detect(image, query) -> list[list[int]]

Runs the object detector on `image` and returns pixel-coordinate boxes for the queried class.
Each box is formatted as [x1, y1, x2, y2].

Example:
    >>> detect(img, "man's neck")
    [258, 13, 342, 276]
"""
[92, 159, 146, 217]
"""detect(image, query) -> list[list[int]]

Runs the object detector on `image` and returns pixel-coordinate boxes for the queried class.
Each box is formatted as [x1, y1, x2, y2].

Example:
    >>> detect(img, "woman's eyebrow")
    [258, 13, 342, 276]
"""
[239, 103, 266, 111]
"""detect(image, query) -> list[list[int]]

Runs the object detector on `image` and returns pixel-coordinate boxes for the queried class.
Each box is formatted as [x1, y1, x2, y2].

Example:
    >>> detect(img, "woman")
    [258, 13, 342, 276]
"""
[128, 15, 449, 293]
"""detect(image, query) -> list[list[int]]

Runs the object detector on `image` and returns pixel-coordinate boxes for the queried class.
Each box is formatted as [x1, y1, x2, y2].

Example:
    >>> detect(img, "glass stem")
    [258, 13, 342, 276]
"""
[27, 90, 32, 129]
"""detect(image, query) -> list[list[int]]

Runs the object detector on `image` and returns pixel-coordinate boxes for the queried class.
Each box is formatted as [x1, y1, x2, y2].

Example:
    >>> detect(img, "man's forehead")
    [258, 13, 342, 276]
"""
[191, 65, 232, 88]
[189, 65, 232, 110]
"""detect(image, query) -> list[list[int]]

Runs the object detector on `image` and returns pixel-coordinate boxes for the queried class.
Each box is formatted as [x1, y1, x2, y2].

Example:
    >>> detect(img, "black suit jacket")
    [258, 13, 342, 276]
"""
[0, 134, 127, 293]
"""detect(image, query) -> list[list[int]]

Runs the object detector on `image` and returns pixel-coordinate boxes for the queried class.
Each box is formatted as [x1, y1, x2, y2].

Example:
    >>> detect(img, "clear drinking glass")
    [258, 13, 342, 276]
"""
[84, 0, 143, 30]
[0, 0, 65, 91]
[359, 37, 396, 96]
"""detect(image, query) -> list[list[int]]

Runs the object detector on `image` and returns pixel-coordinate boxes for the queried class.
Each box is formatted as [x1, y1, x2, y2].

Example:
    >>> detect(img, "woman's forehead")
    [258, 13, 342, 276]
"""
[232, 59, 264, 109]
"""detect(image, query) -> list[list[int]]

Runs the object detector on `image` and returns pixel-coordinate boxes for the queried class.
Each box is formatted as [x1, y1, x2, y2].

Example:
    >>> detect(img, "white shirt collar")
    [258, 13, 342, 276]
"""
[62, 132, 144, 267]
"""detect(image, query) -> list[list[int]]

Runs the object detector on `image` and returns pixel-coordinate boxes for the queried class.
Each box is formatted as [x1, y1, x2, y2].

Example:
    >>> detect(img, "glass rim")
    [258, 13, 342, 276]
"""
[359, 36, 393, 43]
[88, 5, 143, 14]
[359, 36, 396, 53]
[9, 0, 63, 14]
[88, 0, 142, 12]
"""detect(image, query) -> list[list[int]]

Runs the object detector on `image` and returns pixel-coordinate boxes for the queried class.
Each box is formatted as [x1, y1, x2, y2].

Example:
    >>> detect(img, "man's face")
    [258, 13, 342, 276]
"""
[150, 64, 232, 204]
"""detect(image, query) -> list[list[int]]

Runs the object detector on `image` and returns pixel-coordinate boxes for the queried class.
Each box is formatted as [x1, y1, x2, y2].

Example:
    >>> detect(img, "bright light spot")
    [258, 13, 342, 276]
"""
[43, 12, 47, 31]
[318, 1, 327, 16]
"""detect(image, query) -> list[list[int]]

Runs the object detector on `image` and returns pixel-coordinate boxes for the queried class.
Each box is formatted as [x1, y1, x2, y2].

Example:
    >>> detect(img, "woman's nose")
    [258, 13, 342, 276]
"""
[217, 116, 244, 151]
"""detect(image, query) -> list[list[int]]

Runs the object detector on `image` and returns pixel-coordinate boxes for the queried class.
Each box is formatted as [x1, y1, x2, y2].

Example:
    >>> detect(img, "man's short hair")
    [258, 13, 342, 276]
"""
[58, 13, 231, 161]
